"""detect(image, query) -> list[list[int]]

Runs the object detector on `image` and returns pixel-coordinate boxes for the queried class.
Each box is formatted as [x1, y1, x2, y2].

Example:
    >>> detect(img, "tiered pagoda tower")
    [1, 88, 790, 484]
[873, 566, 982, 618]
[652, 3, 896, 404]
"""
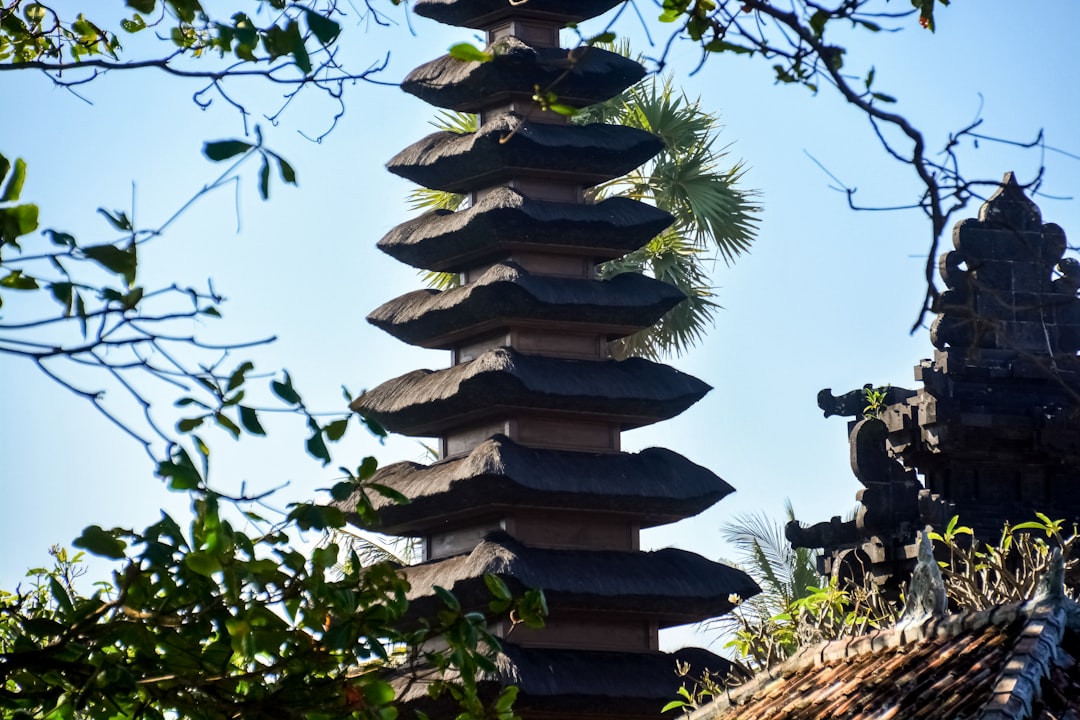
[344, 0, 758, 716]
[790, 175, 1080, 588]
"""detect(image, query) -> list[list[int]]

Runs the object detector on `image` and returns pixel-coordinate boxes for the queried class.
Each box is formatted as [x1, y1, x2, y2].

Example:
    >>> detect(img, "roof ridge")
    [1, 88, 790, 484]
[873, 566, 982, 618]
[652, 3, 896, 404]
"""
[978, 549, 1072, 720]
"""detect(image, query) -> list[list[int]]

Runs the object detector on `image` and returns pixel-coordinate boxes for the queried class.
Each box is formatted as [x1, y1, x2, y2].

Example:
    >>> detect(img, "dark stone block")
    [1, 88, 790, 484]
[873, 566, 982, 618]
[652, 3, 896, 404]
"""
[970, 260, 1014, 294]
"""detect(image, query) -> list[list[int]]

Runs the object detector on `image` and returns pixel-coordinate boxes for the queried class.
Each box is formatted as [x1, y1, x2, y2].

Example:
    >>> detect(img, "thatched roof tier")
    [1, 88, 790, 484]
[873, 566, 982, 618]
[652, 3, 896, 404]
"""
[413, 0, 624, 29]
[338, 434, 733, 532]
[387, 113, 664, 193]
[402, 533, 759, 626]
[396, 644, 738, 719]
[402, 38, 644, 112]
[349, 348, 710, 436]
[367, 263, 685, 348]
[378, 187, 672, 272]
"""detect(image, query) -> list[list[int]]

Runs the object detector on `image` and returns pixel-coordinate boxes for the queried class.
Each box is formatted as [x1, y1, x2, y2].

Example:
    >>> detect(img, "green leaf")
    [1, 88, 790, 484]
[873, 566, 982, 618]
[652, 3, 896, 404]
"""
[871, 92, 897, 104]
[215, 412, 242, 439]
[285, 21, 311, 73]
[433, 585, 460, 613]
[588, 31, 617, 44]
[357, 455, 379, 480]
[238, 405, 266, 435]
[227, 361, 254, 391]
[120, 13, 147, 32]
[125, 0, 156, 12]
[271, 372, 301, 404]
[324, 418, 349, 442]
[304, 8, 340, 45]
[49, 281, 73, 309]
[1, 157, 26, 201]
[0, 203, 39, 243]
[484, 574, 512, 601]
[1, 270, 39, 290]
[363, 679, 396, 706]
[185, 550, 222, 577]
[368, 483, 408, 506]
[258, 156, 270, 200]
[329, 480, 355, 502]
[809, 10, 828, 38]
[73, 525, 127, 560]
[96, 208, 132, 231]
[662, 701, 688, 713]
[448, 42, 492, 63]
[46, 230, 76, 246]
[203, 139, 253, 161]
[82, 243, 137, 284]
[493, 686, 518, 713]
[177, 416, 205, 433]
[277, 155, 297, 185]
[307, 429, 331, 464]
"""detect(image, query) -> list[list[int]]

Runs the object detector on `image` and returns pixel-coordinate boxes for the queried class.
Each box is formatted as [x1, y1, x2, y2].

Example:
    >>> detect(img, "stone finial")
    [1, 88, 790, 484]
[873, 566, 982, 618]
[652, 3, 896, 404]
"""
[931, 172, 1078, 354]
[979, 171, 1043, 231]
[899, 530, 946, 625]
[1033, 547, 1066, 603]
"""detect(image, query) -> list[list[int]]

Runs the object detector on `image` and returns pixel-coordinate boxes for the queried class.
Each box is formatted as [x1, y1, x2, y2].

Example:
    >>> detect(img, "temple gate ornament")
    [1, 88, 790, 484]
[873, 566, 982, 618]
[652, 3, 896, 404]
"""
[791, 174, 1080, 590]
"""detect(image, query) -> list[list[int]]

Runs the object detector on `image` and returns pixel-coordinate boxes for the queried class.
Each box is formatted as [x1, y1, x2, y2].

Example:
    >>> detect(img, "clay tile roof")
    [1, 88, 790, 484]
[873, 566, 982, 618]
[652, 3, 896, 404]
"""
[688, 594, 1080, 720]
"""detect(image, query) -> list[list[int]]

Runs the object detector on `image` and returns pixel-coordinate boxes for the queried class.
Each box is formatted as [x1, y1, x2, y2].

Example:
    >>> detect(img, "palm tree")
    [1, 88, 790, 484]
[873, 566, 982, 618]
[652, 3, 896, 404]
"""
[720, 499, 821, 611]
[407, 65, 759, 359]
[708, 500, 824, 670]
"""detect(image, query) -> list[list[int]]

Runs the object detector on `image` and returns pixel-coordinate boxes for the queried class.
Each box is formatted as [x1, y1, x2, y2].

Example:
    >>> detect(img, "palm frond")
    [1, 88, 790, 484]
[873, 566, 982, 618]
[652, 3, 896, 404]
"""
[431, 109, 477, 134]
[720, 503, 823, 609]
[605, 230, 718, 360]
[422, 270, 461, 290]
[406, 186, 467, 212]
[328, 527, 420, 568]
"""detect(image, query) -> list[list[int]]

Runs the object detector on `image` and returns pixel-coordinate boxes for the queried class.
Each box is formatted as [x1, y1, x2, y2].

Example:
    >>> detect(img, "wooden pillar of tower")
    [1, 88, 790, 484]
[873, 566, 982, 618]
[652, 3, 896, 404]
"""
[346, 1, 759, 716]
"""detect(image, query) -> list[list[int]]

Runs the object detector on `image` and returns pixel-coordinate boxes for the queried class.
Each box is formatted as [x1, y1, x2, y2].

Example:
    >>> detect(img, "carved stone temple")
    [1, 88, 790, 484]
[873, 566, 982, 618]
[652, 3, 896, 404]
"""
[791, 174, 1080, 590]
[344, 0, 759, 716]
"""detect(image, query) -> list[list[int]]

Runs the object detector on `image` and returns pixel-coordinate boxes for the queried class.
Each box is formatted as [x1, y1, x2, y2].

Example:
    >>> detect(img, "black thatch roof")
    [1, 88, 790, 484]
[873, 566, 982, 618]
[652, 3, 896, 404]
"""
[337, 434, 733, 532]
[349, 347, 710, 436]
[402, 532, 760, 627]
[387, 113, 664, 193]
[378, 187, 672, 272]
[402, 38, 644, 112]
[367, 262, 685, 348]
[413, 0, 624, 29]
[395, 644, 739, 719]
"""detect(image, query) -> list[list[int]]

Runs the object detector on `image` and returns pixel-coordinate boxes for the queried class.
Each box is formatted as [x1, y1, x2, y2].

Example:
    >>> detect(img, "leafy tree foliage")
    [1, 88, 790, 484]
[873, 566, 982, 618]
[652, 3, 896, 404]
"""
[649, 0, 1065, 331]
[716, 513, 1077, 676]
[0, 480, 542, 719]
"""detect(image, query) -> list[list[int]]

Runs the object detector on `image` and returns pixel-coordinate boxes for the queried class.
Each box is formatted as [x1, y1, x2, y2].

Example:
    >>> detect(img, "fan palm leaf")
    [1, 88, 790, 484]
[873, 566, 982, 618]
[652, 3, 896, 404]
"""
[411, 60, 759, 358]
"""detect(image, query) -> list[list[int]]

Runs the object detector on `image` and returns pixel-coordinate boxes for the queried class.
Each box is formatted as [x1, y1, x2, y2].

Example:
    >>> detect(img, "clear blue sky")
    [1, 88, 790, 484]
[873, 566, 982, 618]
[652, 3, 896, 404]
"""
[2, 1, 1079, 651]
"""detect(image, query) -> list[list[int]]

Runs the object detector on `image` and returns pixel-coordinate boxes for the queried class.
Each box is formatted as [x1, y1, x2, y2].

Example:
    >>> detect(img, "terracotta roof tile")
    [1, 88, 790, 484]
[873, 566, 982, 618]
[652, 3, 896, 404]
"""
[688, 593, 1080, 720]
